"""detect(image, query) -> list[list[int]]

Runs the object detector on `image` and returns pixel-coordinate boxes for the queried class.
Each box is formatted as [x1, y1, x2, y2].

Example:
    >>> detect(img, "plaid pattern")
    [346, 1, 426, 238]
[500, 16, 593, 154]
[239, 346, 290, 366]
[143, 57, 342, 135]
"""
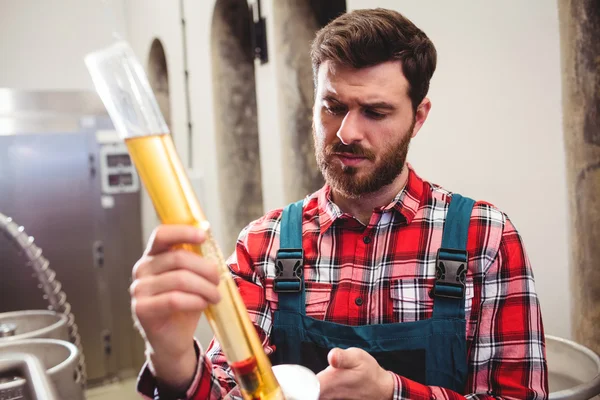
[138, 165, 548, 400]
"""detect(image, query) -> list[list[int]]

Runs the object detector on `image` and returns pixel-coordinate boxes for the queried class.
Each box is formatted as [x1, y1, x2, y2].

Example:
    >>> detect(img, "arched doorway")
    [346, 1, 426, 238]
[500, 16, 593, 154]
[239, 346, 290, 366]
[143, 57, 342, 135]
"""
[147, 38, 171, 130]
[211, 0, 263, 250]
[273, 0, 347, 202]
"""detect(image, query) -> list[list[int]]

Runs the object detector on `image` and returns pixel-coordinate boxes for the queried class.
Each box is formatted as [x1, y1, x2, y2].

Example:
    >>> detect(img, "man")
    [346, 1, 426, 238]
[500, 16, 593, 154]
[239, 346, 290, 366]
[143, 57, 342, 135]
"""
[134, 8, 548, 400]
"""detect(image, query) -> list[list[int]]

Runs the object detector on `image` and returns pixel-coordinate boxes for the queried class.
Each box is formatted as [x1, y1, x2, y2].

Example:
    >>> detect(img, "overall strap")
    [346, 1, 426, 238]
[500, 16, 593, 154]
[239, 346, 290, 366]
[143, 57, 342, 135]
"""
[274, 200, 305, 314]
[432, 194, 476, 319]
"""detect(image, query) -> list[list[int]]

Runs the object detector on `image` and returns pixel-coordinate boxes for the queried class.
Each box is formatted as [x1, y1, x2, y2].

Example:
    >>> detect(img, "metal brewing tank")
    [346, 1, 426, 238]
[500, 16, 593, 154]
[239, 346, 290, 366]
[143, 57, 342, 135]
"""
[0, 311, 68, 342]
[0, 339, 83, 400]
[547, 335, 600, 399]
[0, 89, 146, 384]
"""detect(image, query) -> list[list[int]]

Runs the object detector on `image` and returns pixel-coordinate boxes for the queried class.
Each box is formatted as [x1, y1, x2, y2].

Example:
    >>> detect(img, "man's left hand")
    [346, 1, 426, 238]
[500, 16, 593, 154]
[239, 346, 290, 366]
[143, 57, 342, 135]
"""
[317, 347, 394, 400]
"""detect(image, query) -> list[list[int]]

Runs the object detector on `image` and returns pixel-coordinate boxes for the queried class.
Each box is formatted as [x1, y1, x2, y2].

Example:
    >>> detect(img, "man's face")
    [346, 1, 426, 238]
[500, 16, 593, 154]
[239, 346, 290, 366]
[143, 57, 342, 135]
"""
[313, 60, 428, 198]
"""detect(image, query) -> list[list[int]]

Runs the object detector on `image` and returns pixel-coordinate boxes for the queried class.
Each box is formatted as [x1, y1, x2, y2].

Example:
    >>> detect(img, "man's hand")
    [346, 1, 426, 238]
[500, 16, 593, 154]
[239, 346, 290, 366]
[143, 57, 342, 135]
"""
[130, 225, 221, 392]
[317, 347, 395, 400]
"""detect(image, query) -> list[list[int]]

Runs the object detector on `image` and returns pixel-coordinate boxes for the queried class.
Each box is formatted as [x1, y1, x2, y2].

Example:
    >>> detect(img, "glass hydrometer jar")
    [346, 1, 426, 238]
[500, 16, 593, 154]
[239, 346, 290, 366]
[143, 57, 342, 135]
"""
[84, 40, 285, 400]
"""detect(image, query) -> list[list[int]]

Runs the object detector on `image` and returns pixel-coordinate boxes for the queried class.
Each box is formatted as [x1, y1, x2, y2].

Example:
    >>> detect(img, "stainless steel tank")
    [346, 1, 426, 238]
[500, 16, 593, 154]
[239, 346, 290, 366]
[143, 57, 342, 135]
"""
[0, 311, 68, 342]
[0, 89, 146, 383]
[0, 339, 83, 400]
[0, 352, 59, 400]
[547, 335, 600, 399]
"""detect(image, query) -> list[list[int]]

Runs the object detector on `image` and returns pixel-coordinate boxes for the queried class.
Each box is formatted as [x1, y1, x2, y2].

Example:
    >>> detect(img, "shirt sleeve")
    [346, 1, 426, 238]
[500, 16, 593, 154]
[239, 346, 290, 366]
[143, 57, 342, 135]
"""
[137, 228, 275, 400]
[387, 217, 549, 400]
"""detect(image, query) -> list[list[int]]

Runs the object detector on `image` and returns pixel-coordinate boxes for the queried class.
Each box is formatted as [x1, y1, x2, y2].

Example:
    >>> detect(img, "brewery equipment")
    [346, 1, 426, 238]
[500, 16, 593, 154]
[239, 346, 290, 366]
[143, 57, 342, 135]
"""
[0, 89, 146, 384]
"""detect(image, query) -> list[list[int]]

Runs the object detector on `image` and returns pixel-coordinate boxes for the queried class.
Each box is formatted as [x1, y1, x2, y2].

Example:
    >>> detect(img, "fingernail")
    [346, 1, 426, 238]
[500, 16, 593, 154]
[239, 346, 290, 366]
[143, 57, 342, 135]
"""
[195, 228, 206, 241]
[328, 348, 337, 366]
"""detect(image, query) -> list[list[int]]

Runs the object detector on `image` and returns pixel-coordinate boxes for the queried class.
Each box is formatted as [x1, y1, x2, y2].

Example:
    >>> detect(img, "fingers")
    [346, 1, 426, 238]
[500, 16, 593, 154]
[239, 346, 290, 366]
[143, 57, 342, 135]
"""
[317, 347, 362, 399]
[316, 368, 335, 399]
[145, 225, 206, 256]
[132, 249, 220, 286]
[133, 291, 209, 320]
[319, 348, 387, 400]
[131, 225, 221, 325]
[317, 366, 351, 400]
[328, 348, 342, 368]
[130, 269, 221, 304]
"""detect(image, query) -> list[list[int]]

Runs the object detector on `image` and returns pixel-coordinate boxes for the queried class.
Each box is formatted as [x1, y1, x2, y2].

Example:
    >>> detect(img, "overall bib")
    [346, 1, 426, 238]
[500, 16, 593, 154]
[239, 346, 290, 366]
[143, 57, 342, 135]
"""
[269, 194, 475, 393]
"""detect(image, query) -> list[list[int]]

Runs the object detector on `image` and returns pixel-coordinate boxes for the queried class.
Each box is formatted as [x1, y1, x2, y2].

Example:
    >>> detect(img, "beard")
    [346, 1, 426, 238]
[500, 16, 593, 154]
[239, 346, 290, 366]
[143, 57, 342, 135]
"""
[314, 122, 414, 198]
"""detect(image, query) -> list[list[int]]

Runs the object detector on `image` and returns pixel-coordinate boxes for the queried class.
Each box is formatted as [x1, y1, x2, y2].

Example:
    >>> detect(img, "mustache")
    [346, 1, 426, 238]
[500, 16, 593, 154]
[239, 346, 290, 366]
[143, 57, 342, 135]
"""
[327, 142, 375, 161]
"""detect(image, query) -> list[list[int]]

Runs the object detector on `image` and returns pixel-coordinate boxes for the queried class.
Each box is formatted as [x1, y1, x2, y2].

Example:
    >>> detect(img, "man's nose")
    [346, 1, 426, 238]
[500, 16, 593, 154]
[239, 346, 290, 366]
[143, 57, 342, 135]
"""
[336, 111, 364, 145]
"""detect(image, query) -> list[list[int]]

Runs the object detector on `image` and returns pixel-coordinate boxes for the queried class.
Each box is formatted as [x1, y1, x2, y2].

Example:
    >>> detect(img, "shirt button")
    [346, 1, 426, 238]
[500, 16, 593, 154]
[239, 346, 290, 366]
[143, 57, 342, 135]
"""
[363, 236, 371, 244]
[355, 297, 363, 306]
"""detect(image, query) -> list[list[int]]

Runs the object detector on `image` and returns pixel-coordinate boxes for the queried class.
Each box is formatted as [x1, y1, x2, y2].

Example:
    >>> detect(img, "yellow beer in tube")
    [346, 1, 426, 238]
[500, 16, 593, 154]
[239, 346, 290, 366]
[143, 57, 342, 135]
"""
[85, 41, 283, 400]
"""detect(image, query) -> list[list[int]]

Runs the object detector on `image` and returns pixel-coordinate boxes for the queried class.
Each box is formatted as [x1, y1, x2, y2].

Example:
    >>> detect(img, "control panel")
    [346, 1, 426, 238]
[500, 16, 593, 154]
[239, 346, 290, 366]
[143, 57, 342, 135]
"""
[99, 143, 140, 194]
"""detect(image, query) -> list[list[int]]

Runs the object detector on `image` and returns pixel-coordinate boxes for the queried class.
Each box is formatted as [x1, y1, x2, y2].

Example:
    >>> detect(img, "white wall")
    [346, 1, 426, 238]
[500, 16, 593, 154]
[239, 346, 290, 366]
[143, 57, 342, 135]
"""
[348, 0, 570, 338]
[0, 0, 127, 90]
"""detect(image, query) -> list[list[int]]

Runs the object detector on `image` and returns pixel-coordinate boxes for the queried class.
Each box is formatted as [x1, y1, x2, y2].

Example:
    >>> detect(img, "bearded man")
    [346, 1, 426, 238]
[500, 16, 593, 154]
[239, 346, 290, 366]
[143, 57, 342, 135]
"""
[132, 8, 548, 400]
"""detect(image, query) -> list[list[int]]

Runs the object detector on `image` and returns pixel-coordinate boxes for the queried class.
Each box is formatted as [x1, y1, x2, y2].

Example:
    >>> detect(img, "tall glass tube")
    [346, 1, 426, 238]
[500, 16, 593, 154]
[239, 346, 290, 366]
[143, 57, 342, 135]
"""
[85, 41, 283, 400]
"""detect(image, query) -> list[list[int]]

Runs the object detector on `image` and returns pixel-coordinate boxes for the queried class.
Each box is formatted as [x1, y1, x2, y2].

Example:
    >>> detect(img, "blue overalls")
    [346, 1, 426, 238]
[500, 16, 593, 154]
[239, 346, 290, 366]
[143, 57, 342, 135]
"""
[269, 194, 475, 393]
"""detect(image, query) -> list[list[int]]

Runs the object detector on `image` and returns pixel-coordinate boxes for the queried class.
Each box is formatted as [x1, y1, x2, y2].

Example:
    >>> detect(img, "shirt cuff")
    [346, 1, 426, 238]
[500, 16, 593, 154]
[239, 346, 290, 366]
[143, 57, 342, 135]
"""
[390, 371, 402, 400]
[389, 372, 435, 400]
[137, 339, 205, 400]
[183, 340, 204, 398]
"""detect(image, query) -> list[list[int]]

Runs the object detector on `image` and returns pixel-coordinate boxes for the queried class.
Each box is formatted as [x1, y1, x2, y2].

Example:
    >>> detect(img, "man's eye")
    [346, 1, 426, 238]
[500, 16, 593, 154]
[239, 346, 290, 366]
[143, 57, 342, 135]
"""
[364, 109, 386, 120]
[325, 106, 345, 115]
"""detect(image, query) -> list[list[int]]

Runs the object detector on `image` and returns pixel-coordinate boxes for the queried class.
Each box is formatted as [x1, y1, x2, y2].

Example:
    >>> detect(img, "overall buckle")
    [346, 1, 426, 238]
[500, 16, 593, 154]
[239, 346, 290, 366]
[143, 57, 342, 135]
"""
[274, 249, 303, 293]
[433, 248, 468, 299]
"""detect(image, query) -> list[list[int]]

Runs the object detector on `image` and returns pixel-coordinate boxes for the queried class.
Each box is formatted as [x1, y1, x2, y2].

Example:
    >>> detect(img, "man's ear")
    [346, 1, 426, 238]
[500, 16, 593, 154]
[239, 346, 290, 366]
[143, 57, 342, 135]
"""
[411, 98, 431, 138]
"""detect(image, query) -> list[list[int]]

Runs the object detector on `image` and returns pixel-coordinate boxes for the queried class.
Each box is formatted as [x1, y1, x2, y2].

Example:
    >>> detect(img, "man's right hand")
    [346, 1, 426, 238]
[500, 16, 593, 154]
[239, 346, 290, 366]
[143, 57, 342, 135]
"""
[130, 225, 221, 391]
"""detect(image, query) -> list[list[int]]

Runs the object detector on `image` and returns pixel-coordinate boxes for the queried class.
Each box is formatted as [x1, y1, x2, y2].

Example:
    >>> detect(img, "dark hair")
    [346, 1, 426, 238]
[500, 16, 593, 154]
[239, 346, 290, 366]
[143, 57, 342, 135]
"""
[311, 8, 437, 112]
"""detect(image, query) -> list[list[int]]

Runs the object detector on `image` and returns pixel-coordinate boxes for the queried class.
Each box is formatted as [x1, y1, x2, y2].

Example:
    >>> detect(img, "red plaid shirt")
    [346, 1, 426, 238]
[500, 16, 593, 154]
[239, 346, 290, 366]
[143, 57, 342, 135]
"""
[138, 165, 548, 400]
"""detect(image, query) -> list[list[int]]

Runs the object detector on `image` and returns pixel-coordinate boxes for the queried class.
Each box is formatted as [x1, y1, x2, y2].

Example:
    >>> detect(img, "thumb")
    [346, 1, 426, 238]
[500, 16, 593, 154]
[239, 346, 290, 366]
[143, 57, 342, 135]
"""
[328, 347, 362, 370]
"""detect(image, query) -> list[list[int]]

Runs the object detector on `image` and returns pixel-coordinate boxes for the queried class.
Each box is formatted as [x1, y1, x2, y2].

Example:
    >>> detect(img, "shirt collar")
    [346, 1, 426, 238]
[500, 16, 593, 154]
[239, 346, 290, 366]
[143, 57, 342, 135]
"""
[316, 163, 424, 234]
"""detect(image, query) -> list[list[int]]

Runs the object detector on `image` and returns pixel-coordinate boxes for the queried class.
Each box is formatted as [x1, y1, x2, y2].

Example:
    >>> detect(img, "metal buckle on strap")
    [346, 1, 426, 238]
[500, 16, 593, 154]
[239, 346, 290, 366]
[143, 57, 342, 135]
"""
[274, 249, 303, 293]
[433, 248, 468, 299]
